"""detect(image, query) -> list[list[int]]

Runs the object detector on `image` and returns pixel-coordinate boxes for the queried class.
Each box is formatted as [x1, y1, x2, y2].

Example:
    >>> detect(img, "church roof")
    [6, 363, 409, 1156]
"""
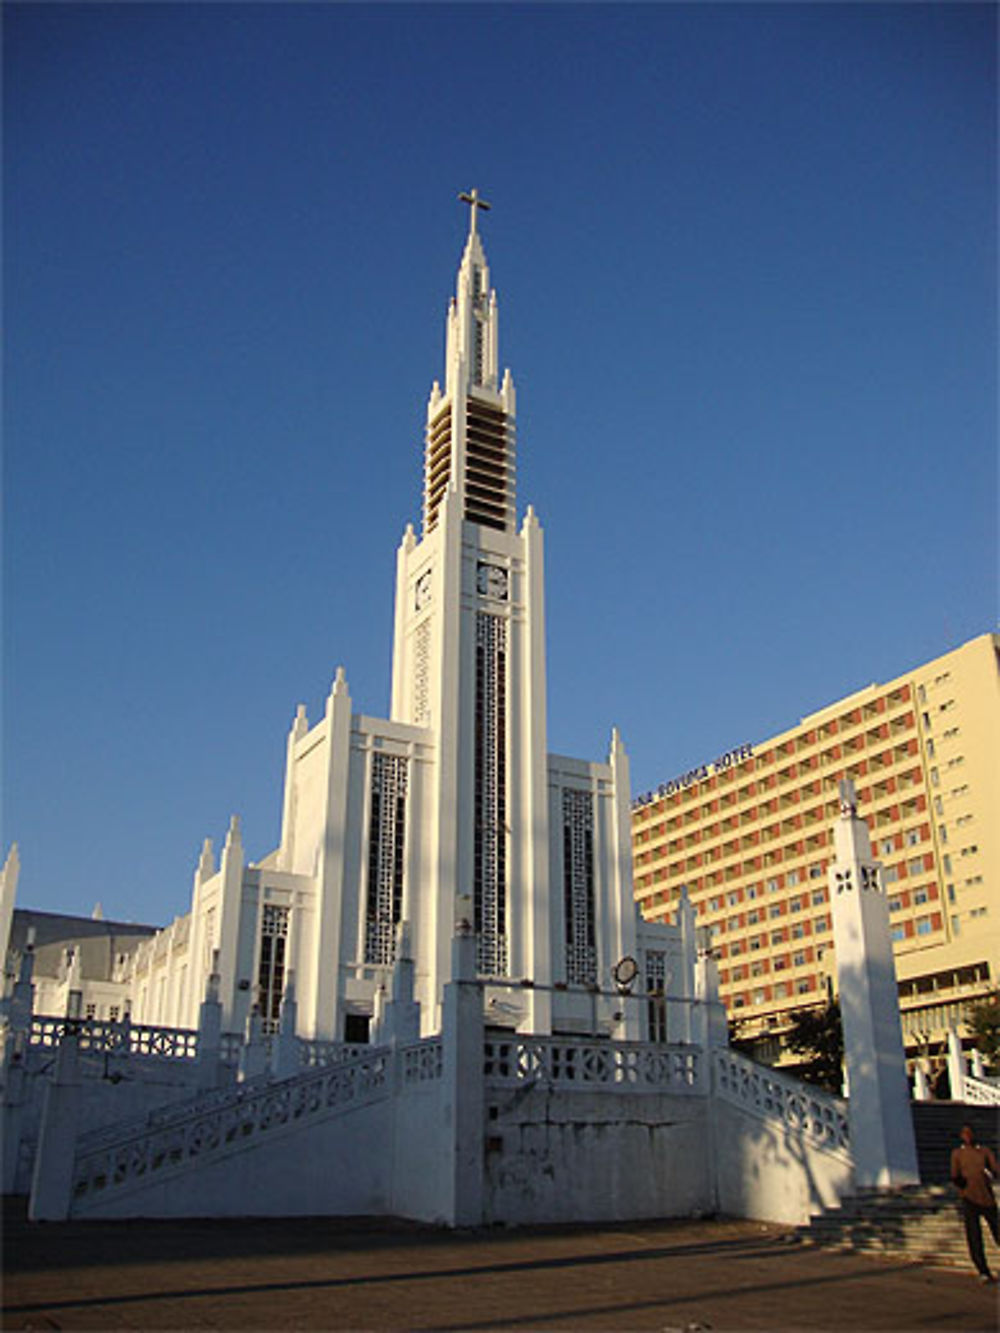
[9, 908, 159, 982]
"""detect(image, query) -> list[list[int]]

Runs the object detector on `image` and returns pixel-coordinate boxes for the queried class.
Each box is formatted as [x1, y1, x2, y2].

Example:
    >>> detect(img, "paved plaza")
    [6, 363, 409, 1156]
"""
[2, 1205, 998, 1332]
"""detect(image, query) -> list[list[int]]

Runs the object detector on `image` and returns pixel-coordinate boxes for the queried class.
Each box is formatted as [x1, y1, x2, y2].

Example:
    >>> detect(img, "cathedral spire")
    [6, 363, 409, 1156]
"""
[422, 192, 516, 536]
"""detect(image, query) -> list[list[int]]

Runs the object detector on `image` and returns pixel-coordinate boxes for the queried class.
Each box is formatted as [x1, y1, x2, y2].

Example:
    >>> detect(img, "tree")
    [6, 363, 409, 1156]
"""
[785, 1000, 844, 1094]
[966, 990, 1000, 1067]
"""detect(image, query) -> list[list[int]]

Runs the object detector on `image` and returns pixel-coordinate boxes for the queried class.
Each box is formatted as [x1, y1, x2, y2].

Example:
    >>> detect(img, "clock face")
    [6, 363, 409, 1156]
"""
[414, 571, 432, 611]
[476, 562, 508, 600]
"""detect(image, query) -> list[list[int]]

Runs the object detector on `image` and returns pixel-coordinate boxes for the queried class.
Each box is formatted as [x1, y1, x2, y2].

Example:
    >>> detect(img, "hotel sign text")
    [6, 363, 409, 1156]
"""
[633, 743, 754, 809]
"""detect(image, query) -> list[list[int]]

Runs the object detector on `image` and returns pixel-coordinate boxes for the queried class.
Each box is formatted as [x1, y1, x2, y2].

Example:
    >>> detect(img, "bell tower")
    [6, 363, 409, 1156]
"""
[390, 193, 550, 1006]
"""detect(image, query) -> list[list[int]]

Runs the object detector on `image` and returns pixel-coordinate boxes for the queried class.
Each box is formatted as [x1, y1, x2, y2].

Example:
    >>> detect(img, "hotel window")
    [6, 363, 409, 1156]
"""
[918, 684, 927, 703]
[922, 712, 932, 730]
[880, 838, 895, 856]
[905, 829, 921, 847]
[930, 765, 939, 784]
[766, 878, 779, 893]
[793, 950, 807, 968]
[797, 978, 812, 995]
[747, 909, 760, 925]
[934, 796, 944, 815]
[790, 897, 803, 913]
[883, 866, 898, 884]
[939, 825, 948, 844]
[889, 896, 903, 913]
[951, 915, 961, 936]
[908, 858, 924, 876]
[775, 982, 789, 999]
[815, 918, 829, 933]
[730, 940, 743, 956]
[750, 937, 763, 953]
[771, 930, 784, 945]
[811, 888, 826, 905]
[892, 926, 905, 942]
[787, 869, 800, 886]
[774, 957, 788, 971]
[769, 904, 782, 919]
[947, 884, 956, 902]
[961, 844, 979, 858]
[916, 917, 933, 936]
[792, 922, 805, 939]
[943, 854, 952, 874]
[746, 883, 759, 899]
[809, 864, 824, 879]
[914, 888, 928, 905]
[970, 906, 988, 920]
[752, 989, 766, 1005]
[732, 996, 746, 1009]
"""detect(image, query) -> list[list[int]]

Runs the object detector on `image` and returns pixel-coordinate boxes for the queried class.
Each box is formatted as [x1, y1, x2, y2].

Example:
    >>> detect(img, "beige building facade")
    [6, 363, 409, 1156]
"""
[631, 633, 999, 1068]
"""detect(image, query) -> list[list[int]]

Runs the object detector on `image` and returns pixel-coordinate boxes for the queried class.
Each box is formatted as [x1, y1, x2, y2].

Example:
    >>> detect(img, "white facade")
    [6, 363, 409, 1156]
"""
[8, 199, 666, 1048]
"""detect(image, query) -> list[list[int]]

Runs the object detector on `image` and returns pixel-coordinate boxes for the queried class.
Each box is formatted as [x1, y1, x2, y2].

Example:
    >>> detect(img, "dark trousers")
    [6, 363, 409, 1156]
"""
[961, 1198, 1000, 1276]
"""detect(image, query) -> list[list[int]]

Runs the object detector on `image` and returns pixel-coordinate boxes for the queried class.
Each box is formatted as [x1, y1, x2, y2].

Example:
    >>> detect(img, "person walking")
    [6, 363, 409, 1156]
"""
[951, 1123, 999, 1282]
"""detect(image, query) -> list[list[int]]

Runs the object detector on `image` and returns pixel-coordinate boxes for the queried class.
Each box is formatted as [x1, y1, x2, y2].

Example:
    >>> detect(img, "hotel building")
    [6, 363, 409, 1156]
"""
[631, 633, 999, 1066]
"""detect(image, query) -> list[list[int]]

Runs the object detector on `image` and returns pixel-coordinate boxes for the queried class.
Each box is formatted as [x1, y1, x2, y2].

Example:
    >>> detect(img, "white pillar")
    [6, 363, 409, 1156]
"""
[196, 953, 224, 1089]
[380, 923, 421, 1047]
[439, 926, 484, 1226]
[271, 971, 301, 1080]
[830, 779, 919, 1188]
[239, 1006, 268, 1083]
[29, 996, 83, 1221]
[946, 1028, 966, 1100]
[0, 845, 20, 972]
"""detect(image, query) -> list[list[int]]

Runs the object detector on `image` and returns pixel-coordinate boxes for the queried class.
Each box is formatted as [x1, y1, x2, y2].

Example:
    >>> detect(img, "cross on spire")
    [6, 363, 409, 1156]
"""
[459, 188, 491, 237]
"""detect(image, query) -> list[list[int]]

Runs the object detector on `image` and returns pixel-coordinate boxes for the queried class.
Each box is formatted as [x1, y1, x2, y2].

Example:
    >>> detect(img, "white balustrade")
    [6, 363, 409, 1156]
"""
[960, 1073, 1000, 1106]
[72, 1044, 392, 1206]
[712, 1047, 850, 1152]
[29, 1014, 198, 1061]
[483, 1036, 703, 1092]
[401, 1039, 443, 1084]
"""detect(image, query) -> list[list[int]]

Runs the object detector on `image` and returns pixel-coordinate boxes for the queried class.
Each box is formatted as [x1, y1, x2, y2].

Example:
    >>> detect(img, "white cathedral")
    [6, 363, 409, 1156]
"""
[5, 193, 666, 1048]
[2, 196, 920, 1227]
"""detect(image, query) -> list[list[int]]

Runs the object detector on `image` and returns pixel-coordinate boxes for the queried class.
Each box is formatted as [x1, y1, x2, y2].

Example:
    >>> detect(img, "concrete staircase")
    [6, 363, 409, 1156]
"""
[799, 1184, 970, 1269]
[798, 1104, 1000, 1271]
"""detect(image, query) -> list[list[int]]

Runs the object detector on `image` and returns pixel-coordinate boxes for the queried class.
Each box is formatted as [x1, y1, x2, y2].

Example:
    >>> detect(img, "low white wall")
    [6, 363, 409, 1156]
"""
[711, 1098, 853, 1226]
[484, 1087, 711, 1225]
[389, 1078, 450, 1222]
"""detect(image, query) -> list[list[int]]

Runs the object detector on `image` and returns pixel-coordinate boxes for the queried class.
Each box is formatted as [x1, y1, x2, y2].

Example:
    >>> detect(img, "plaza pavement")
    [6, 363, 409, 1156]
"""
[2, 1202, 998, 1332]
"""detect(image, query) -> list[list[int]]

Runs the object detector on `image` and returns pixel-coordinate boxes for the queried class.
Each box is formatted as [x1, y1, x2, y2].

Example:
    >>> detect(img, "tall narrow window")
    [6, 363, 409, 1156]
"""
[562, 788, 596, 984]
[258, 904, 290, 1035]
[475, 612, 508, 975]
[645, 950, 668, 1043]
[365, 754, 408, 965]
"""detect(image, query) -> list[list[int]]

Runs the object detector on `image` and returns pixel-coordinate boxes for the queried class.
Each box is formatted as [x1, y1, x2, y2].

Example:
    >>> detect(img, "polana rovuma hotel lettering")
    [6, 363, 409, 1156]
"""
[633, 743, 755, 808]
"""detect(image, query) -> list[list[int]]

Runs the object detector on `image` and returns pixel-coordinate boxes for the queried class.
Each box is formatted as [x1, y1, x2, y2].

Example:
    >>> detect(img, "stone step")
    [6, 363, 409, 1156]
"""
[799, 1185, 978, 1271]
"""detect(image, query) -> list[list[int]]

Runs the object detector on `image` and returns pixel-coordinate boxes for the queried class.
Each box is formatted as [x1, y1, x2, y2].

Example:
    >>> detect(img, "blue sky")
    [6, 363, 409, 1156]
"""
[5, 3, 996, 926]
